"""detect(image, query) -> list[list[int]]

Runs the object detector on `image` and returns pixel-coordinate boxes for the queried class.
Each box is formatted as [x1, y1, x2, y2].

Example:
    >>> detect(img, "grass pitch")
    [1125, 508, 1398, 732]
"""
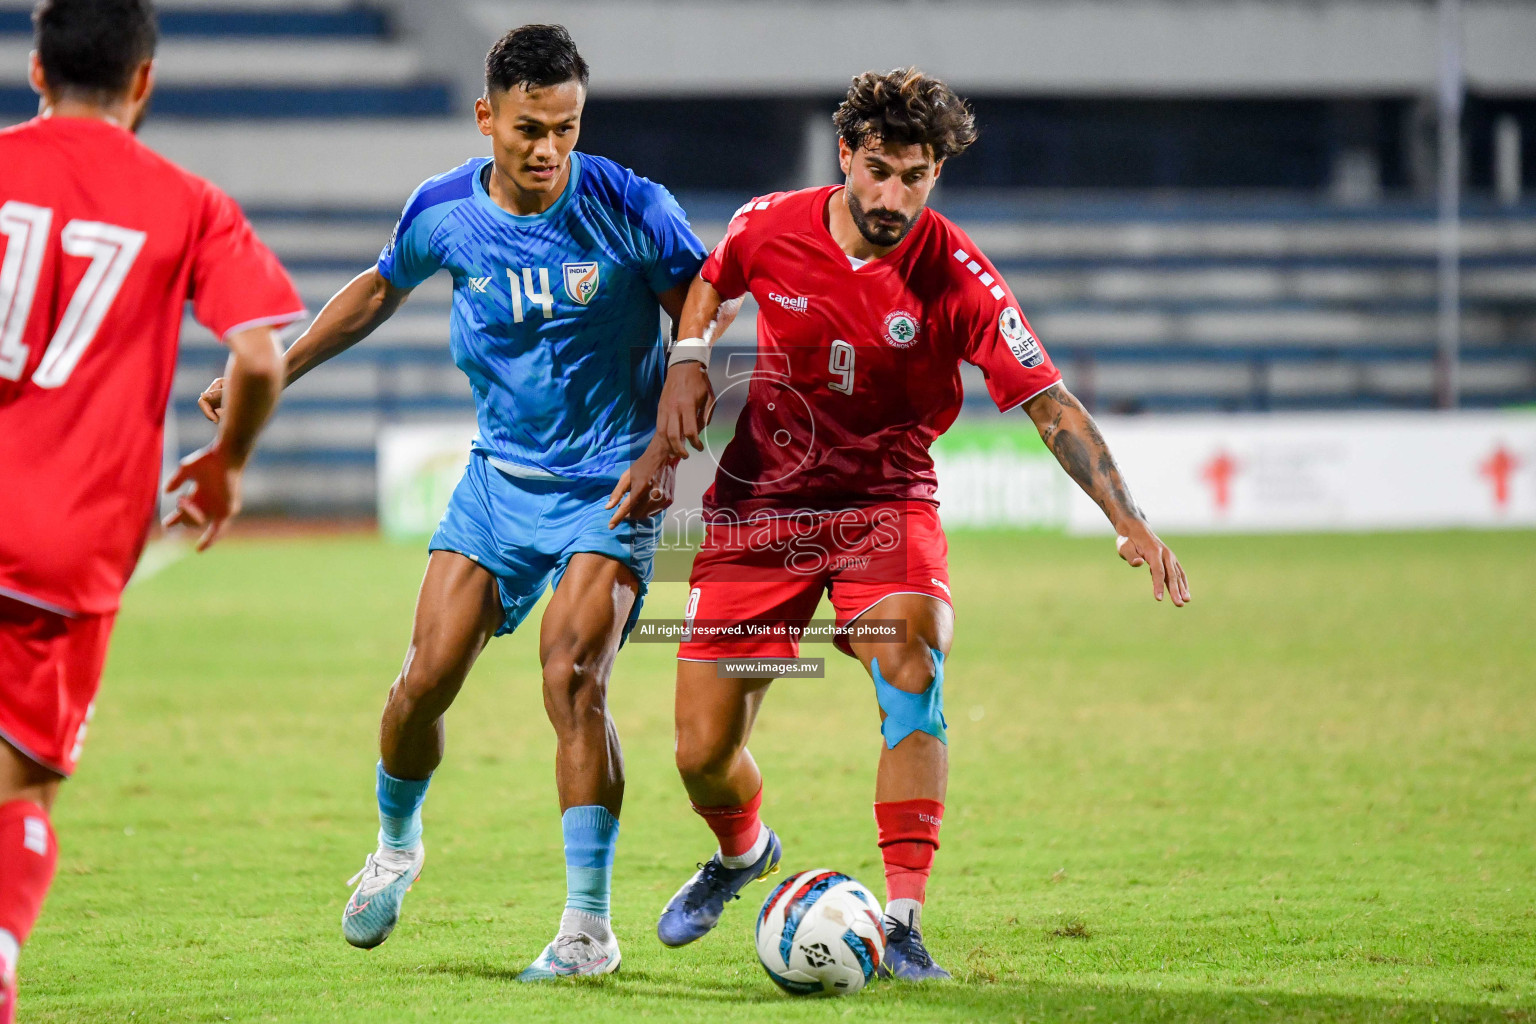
[21, 529, 1536, 1023]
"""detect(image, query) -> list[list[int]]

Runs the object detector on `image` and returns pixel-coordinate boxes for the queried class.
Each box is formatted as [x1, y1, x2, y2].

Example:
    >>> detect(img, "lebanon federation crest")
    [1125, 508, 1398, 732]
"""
[883, 309, 921, 349]
[563, 261, 601, 305]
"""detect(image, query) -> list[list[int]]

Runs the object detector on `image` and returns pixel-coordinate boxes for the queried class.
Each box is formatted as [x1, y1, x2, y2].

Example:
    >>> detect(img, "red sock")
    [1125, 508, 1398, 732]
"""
[875, 799, 943, 904]
[0, 801, 57, 971]
[692, 786, 763, 858]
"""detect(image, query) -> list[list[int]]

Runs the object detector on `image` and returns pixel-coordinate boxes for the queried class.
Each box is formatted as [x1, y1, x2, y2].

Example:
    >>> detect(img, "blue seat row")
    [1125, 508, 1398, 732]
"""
[159, 198, 1536, 512]
[0, 7, 389, 37]
[0, 4, 455, 118]
[0, 84, 452, 118]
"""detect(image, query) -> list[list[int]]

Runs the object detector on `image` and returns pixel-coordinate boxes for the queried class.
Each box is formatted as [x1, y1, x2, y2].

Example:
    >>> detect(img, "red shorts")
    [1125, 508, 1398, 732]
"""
[0, 595, 115, 776]
[677, 501, 951, 661]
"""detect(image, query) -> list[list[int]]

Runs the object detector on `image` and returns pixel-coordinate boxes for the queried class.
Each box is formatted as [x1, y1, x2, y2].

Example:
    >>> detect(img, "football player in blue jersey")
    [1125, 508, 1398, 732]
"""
[199, 24, 727, 980]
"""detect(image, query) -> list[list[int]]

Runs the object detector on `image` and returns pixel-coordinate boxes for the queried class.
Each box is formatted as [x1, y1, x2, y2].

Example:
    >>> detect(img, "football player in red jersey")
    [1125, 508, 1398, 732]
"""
[610, 68, 1190, 979]
[0, 2, 301, 1016]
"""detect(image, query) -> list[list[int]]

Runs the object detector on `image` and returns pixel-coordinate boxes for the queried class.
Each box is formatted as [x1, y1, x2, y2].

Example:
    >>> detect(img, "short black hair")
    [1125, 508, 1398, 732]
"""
[33, 0, 158, 99]
[485, 24, 588, 96]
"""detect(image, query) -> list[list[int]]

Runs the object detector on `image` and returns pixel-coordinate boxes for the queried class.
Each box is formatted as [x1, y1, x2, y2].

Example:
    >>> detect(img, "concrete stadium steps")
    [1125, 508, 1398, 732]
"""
[1036, 306, 1531, 347]
[242, 464, 375, 512]
[1005, 266, 1536, 304]
[218, 213, 1536, 356]
[0, 7, 388, 35]
[0, 2, 452, 118]
[1055, 351, 1535, 411]
[0, 38, 424, 85]
[182, 298, 1536, 352]
[959, 220, 1536, 260]
[135, 121, 488, 206]
[161, 203, 1536, 513]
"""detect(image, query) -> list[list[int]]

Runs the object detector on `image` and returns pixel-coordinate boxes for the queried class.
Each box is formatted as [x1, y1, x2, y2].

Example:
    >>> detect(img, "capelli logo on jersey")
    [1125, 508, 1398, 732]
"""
[768, 292, 809, 314]
[467, 276, 492, 293]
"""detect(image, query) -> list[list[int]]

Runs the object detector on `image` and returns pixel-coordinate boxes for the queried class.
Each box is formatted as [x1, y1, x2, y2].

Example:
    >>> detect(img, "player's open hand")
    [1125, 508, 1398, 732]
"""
[162, 442, 243, 552]
[197, 377, 226, 422]
[1116, 520, 1191, 607]
[656, 362, 714, 459]
[606, 440, 678, 528]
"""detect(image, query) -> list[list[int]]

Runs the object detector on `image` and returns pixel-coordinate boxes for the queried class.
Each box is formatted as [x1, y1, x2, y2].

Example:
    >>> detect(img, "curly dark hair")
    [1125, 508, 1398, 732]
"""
[832, 67, 978, 161]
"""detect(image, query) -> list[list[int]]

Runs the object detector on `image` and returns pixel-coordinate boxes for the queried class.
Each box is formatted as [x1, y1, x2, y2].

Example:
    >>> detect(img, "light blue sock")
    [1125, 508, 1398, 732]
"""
[376, 762, 430, 851]
[562, 805, 619, 919]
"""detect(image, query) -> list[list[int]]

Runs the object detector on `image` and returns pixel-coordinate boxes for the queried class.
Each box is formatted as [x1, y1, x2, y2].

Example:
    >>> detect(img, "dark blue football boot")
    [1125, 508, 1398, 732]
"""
[656, 828, 782, 947]
[879, 908, 952, 981]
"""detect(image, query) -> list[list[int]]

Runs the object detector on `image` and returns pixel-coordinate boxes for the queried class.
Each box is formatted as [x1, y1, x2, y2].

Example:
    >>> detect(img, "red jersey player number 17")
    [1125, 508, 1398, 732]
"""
[0, 115, 304, 619]
[0, 115, 304, 778]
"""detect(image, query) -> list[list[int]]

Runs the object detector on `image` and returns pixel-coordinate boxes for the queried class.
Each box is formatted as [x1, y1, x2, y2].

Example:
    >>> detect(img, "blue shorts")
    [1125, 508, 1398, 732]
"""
[428, 453, 659, 640]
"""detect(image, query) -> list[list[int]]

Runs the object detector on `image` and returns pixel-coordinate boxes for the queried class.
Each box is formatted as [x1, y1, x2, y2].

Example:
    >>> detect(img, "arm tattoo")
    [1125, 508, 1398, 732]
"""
[1031, 384, 1144, 524]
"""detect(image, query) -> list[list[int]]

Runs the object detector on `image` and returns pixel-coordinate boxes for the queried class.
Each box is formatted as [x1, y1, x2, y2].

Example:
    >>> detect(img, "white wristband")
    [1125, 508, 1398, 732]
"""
[668, 338, 711, 369]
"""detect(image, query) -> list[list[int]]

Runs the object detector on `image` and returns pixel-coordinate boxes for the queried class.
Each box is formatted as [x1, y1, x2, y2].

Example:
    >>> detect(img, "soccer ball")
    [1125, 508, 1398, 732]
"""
[755, 869, 885, 996]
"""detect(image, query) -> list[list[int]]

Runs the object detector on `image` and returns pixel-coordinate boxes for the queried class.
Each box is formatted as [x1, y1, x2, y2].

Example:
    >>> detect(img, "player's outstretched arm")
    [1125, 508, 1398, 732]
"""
[163, 325, 284, 551]
[1022, 383, 1192, 606]
[606, 275, 742, 526]
[198, 269, 410, 420]
[656, 275, 742, 459]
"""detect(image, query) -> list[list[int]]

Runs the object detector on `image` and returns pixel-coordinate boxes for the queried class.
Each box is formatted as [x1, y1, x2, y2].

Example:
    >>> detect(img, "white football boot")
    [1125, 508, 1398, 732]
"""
[517, 928, 622, 981]
[341, 843, 424, 948]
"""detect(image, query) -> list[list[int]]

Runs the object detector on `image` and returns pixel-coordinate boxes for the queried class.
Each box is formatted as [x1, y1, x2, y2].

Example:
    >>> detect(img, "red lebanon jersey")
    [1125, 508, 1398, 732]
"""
[699, 185, 1060, 517]
[0, 117, 304, 616]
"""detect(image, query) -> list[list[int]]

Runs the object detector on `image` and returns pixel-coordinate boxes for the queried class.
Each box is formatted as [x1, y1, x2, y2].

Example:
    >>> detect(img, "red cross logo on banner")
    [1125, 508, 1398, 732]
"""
[1201, 450, 1239, 514]
[1479, 444, 1520, 511]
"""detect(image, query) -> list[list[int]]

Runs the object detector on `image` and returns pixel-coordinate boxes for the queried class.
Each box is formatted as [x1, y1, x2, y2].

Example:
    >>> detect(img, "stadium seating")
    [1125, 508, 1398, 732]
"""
[0, 1, 452, 118]
[4, 3, 1532, 515]
[161, 196, 1536, 515]
[941, 196, 1536, 416]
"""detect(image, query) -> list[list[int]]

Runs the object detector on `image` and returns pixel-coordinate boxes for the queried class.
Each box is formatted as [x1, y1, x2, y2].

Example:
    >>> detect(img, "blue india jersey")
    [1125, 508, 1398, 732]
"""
[377, 152, 707, 480]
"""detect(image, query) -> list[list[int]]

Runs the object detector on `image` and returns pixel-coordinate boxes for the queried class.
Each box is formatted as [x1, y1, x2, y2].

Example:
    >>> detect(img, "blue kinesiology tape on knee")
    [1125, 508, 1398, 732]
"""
[871, 649, 948, 750]
[376, 762, 431, 850]
[563, 805, 620, 918]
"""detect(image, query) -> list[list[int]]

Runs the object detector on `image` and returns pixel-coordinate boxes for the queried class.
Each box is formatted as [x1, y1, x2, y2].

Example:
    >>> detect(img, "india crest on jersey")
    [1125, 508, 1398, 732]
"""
[563, 261, 601, 305]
